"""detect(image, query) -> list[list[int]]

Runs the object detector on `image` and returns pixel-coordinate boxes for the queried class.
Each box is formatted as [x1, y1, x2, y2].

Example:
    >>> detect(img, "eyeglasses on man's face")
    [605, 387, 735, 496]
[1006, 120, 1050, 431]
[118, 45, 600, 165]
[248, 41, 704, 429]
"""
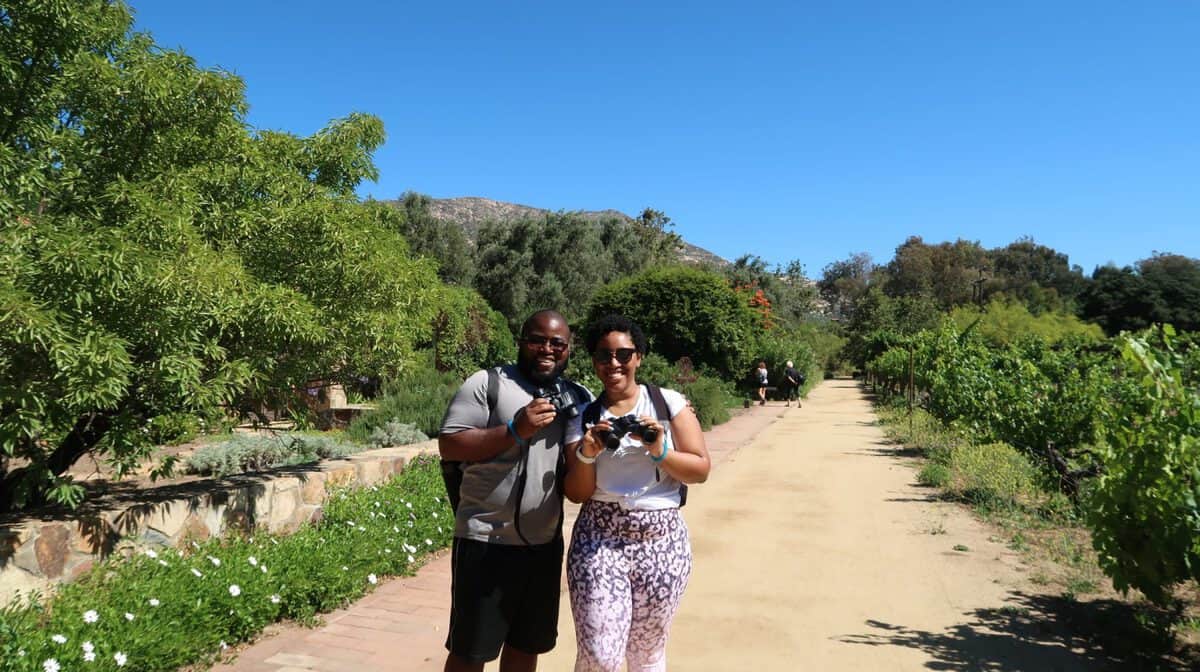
[592, 348, 637, 364]
[519, 335, 569, 352]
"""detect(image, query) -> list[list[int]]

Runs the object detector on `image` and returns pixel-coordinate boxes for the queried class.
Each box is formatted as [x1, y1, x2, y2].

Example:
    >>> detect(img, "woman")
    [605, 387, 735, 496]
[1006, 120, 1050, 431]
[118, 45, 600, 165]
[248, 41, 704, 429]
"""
[563, 314, 712, 672]
[755, 360, 769, 406]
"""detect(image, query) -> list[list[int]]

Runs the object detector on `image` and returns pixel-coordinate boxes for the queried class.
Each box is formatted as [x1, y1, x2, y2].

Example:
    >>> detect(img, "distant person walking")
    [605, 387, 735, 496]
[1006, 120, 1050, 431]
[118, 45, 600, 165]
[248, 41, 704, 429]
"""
[755, 361, 769, 406]
[782, 360, 805, 407]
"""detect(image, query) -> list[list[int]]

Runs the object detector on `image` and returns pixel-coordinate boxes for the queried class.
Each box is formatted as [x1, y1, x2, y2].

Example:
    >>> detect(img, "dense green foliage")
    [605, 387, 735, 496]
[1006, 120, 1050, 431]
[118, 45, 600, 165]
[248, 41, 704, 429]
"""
[949, 300, 1105, 345]
[0, 455, 453, 672]
[1080, 255, 1200, 335]
[473, 210, 681, 331]
[0, 1, 445, 510]
[587, 266, 761, 379]
[1089, 328, 1200, 605]
[385, 192, 475, 287]
[427, 285, 515, 378]
[347, 363, 463, 440]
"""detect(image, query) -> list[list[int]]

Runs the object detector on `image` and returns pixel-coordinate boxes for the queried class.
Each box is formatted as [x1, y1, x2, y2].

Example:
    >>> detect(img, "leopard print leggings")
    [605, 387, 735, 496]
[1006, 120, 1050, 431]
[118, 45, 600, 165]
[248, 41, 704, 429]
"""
[567, 500, 692, 672]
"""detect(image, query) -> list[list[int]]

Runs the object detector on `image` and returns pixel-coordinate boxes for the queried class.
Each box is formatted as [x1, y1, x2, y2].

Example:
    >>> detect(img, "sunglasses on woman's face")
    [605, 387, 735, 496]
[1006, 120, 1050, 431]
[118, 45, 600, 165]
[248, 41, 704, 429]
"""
[592, 348, 637, 364]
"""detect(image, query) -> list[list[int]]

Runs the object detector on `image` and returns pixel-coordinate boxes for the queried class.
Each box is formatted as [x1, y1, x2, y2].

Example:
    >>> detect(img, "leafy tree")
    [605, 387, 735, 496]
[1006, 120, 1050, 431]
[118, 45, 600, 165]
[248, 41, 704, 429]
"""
[885, 236, 991, 309]
[428, 285, 515, 378]
[818, 252, 875, 321]
[986, 237, 1087, 313]
[631, 207, 684, 266]
[1137, 253, 1200, 332]
[1080, 265, 1161, 335]
[0, 1, 442, 510]
[384, 191, 475, 287]
[723, 254, 817, 328]
[586, 266, 761, 379]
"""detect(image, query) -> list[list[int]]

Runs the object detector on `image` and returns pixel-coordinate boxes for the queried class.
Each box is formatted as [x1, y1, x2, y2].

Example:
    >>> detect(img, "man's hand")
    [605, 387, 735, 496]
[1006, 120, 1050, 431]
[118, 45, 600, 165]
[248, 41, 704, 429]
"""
[514, 397, 557, 441]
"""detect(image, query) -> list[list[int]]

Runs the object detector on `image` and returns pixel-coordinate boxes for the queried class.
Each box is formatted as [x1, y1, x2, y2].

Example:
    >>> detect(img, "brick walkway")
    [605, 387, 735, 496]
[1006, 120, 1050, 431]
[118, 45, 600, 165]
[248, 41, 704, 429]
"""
[215, 400, 790, 672]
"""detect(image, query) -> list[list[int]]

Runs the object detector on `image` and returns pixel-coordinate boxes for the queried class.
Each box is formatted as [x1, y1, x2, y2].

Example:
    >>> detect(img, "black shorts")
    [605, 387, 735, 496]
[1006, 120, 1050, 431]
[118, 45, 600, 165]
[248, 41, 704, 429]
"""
[445, 536, 564, 663]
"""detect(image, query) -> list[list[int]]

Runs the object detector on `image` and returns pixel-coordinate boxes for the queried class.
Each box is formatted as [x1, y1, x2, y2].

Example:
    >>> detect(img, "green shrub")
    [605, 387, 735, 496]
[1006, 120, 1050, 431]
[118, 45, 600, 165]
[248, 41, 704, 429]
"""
[0, 455, 453, 672]
[348, 364, 462, 440]
[368, 419, 429, 448]
[678, 374, 735, 430]
[587, 266, 761, 379]
[185, 433, 363, 477]
[146, 412, 202, 446]
[918, 462, 951, 488]
[945, 442, 1039, 511]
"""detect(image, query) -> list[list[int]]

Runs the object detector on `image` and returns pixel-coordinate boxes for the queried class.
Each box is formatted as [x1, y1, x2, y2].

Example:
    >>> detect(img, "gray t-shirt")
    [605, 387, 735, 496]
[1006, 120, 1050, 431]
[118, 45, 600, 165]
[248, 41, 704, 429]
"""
[439, 365, 592, 545]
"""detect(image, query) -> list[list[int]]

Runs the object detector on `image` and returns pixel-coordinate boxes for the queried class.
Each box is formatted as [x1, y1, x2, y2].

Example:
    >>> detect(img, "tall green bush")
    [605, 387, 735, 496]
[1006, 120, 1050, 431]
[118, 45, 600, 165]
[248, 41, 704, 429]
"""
[347, 364, 462, 440]
[587, 266, 760, 380]
[1089, 328, 1200, 605]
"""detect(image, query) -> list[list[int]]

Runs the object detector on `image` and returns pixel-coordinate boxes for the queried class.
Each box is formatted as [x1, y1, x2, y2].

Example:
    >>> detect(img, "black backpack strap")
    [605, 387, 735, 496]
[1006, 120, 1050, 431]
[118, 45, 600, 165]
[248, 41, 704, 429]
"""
[642, 384, 688, 507]
[441, 367, 500, 514]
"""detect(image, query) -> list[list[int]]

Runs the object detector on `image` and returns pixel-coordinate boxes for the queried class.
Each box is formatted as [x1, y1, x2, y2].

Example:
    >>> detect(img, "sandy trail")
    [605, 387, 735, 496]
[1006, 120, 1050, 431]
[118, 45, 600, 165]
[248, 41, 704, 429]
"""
[543, 379, 1104, 671]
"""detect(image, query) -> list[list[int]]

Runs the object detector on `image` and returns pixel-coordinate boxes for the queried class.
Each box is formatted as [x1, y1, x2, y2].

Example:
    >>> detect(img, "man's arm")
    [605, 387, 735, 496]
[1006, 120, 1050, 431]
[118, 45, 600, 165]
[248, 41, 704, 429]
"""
[439, 399, 559, 462]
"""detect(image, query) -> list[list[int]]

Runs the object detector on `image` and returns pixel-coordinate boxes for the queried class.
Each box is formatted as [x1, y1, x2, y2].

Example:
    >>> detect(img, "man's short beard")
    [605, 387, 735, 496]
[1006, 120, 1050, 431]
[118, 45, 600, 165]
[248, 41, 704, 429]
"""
[518, 352, 567, 386]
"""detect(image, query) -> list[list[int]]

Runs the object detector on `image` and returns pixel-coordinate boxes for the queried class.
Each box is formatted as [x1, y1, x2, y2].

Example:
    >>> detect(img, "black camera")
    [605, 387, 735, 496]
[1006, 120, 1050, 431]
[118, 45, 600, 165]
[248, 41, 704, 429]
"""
[598, 414, 659, 450]
[538, 379, 581, 419]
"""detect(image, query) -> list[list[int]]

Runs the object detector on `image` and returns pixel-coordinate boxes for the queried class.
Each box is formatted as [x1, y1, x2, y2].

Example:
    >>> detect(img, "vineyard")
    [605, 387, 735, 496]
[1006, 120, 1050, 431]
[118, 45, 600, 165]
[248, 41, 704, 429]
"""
[866, 322, 1200, 608]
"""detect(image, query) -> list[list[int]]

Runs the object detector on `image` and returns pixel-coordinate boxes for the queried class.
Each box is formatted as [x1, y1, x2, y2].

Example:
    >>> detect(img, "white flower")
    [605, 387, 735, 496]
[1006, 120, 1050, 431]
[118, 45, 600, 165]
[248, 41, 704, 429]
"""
[124, 612, 134, 621]
[341, 565, 348, 571]
[367, 574, 378, 585]
[260, 564, 267, 573]
[83, 609, 99, 623]
[144, 549, 158, 559]
[357, 526, 366, 532]
[207, 555, 221, 567]
[373, 501, 381, 507]
[424, 538, 433, 546]
[83, 651, 96, 662]
[393, 526, 400, 533]
[114, 651, 128, 667]
[229, 584, 241, 597]
[384, 548, 392, 554]
[17, 649, 24, 657]
[43, 659, 60, 672]
[346, 520, 356, 527]
[149, 598, 160, 607]
[247, 556, 258, 567]
[437, 526, 443, 533]
[82, 641, 94, 653]
[51, 634, 67, 644]
[405, 501, 413, 509]
[158, 560, 169, 567]
[270, 594, 281, 604]
[407, 554, 415, 563]
[431, 511, 438, 518]
[191, 568, 203, 578]
[219, 641, 228, 650]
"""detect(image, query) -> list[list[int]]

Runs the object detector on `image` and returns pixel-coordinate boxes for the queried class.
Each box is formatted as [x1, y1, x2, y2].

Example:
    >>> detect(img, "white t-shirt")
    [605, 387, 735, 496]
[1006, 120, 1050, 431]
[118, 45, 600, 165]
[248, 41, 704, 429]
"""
[566, 385, 688, 510]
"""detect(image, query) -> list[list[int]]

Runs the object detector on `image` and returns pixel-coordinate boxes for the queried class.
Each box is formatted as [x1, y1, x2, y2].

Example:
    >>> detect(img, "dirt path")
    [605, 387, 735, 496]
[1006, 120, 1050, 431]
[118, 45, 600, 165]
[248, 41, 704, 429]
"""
[221, 380, 1116, 671]
[544, 379, 1108, 671]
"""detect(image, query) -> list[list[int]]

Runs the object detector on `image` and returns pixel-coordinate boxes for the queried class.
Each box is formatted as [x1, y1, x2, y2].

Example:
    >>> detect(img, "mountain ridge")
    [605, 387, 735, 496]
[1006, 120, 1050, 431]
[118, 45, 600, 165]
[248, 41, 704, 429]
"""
[414, 196, 727, 267]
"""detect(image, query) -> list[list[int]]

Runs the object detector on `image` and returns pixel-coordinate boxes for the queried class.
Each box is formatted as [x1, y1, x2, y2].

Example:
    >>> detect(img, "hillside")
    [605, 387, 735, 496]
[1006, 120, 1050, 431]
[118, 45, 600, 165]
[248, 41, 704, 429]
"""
[416, 196, 727, 267]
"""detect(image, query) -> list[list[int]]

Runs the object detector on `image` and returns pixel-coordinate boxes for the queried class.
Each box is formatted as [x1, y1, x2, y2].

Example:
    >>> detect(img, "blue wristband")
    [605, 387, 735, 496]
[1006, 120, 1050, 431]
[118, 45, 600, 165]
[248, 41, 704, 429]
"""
[650, 436, 670, 463]
[507, 418, 527, 446]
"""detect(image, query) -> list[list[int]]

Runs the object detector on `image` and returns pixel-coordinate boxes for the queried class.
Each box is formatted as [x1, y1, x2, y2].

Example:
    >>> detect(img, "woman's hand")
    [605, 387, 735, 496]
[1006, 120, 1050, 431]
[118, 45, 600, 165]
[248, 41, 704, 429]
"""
[580, 419, 611, 460]
[635, 415, 667, 459]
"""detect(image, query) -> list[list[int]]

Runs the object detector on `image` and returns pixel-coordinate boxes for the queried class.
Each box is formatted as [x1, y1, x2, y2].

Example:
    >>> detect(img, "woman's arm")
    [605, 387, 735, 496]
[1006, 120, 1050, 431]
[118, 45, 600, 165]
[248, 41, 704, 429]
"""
[644, 405, 711, 484]
[563, 421, 609, 503]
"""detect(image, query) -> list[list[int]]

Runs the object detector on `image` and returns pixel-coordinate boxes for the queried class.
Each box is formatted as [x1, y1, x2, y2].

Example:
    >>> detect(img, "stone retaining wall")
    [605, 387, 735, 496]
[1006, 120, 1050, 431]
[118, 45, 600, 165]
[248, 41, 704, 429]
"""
[0, 441, 437, 602]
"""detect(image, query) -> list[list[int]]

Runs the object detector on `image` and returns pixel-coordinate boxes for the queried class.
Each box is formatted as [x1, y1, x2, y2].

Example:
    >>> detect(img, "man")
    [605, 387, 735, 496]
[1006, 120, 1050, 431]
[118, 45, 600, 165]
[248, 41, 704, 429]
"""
[439, 309, 590, 672]
[782, 360, 804, 408]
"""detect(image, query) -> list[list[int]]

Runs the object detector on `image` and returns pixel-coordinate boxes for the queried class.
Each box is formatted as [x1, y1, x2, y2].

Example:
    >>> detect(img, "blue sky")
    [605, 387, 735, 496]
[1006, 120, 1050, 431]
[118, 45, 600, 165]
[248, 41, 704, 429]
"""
[131, 1, 1199, 278]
